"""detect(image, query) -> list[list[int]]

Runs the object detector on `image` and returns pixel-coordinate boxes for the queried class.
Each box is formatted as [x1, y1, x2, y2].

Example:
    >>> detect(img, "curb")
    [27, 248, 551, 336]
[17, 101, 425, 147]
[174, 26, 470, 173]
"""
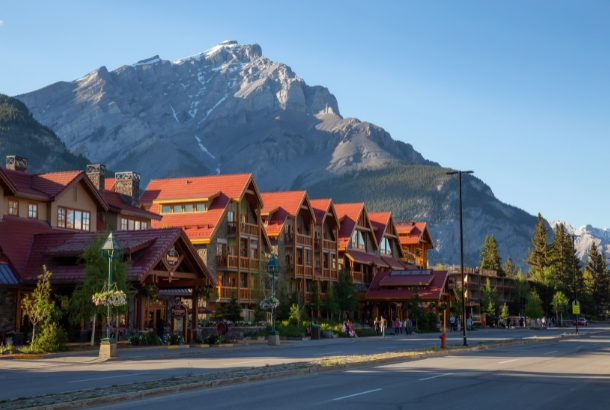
[33, 330, 607, 410]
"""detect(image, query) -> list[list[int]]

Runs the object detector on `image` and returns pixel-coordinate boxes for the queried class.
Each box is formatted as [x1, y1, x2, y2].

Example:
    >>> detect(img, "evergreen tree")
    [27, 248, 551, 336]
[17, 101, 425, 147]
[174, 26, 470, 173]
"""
[585, 243, 610, 314]
[481, 278, 499, 317]
[309, 281, 322, 318]
[511, 275, 530, 315]
[530, 266, 558, 316]
[479, 235, 503, 276]
[324, 283, 340, 320]
[335, 270, 358, 319]
[551, 291, 570, 323]
[502, 257, 520, 278]
[525, 213, 550, 277]
[525, 289, 544, 319]
[223, 292, 243, 322]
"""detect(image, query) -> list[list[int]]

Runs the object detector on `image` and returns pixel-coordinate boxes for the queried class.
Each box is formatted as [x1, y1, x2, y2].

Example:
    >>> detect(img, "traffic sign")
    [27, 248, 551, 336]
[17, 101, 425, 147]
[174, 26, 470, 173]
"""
[572, 305, 580, 314]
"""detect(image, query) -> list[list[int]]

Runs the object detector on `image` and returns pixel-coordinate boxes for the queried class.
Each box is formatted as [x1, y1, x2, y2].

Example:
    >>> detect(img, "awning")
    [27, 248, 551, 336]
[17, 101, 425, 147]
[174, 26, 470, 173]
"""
[0, 263, 18, 285]
[379, 274, 433, 287]
[345, 250, 390, 268]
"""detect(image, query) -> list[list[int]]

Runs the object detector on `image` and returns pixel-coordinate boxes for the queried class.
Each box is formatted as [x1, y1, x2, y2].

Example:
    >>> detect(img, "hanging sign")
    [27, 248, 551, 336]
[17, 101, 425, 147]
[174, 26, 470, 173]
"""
[166, 246, 180, 268]
[448, 278, 457, 290]
[170, 299, 188, 317]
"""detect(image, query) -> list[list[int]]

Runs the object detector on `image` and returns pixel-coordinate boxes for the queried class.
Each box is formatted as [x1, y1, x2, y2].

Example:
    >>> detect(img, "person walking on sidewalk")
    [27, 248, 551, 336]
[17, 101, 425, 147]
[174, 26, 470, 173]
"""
[394, 318, 400, 335]
[449, 315, 455, 332]
[406, 317, 413, 336]
[467, 316, 472, 331]
[403, 318, 408, 335]
[374, 317, 380, 338]
[380, 316, 387, 338]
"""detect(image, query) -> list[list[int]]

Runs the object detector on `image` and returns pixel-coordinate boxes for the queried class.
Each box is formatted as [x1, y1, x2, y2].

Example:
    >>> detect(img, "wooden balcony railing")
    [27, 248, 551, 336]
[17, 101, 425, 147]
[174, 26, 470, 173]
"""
[294, 265, 304, 277]
[240, 222, 258, 236]
[352, 270, 363, 283]
[216, 255, 240, 269]
[239, 289, 250, 300]
[296, 234, 313, 247]
[219, 287, 237, 299]
[304, 266, 313, 278]
[330, 269, 339, 280]
[323, 239, 336, 250]
[305, 293, 312, 303]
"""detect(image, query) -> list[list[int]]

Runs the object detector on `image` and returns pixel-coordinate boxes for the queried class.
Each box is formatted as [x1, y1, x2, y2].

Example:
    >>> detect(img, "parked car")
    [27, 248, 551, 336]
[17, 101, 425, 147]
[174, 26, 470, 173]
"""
[573, 316, 587, 326]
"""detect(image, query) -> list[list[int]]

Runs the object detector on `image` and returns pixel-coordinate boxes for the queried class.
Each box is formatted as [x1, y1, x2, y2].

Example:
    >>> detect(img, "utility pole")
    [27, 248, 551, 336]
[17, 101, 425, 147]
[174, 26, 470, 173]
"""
[570, 234, 580, 335]
[447, 170, 473, 346]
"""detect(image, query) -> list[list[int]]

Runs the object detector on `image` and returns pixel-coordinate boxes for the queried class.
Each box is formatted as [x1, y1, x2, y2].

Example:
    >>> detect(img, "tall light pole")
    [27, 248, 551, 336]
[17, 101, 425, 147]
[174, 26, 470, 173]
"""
[570, 234, 580, 335]
[101, 232, 122, 339]
[266, 255, 281, 336]
[447, 170, 473, 346]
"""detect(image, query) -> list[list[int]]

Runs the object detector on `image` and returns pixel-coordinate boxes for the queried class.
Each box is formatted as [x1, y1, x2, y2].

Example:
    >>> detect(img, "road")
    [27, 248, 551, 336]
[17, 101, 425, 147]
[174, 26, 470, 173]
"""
[0, 325, 605, 402]
[97, 331, 610, 410]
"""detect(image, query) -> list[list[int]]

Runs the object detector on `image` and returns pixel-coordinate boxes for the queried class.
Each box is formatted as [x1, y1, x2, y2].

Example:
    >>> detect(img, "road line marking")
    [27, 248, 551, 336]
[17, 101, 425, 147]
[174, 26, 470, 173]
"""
[499, 359, 518, 364]
[222, 359, 263, 366]
[332, 388, 382, 401]
[575, 346, 583, 349]
[419, 373, 453, 381]
[314, 351, 342, 356]
[68, 372, 151, 383]
[544, 351, 558, 354]
[376, 346, 399, 350]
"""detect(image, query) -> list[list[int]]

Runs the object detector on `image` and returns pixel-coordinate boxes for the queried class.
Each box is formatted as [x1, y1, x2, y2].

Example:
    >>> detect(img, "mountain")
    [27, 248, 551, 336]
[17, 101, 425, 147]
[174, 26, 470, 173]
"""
[550, 221, 610, 263]
[15, 40, 435, 189]
[15, 41, 538, 269]
[0, 94, 90, 173]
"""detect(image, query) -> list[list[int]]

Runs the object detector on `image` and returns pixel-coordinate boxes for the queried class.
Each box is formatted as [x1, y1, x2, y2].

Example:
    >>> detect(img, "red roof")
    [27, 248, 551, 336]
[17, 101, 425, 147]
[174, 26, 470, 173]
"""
[141, 174, 257, 241]
[104, 190, 161, 221]
[260, 191, 311, 236]
[0, 167, 108, 210]
[0, 216, 54, 279]
[24, 228, 213, 285]
[310, 199, 332, 224]
[334, 203, 364, 249]
[396, 221, 432, 247]
[105, 178, 115, 191]
[368, 212, 391, 245]
[365, 269, 448, 301]
[379, 274, 433, 286]
[345, 250, 389, 268]
[380, 255, 407, 270]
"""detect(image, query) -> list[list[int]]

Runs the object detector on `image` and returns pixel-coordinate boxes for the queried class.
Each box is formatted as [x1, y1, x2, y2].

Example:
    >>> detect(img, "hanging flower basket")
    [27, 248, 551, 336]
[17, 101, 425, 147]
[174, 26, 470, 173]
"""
[259, 296, 279, 310]
[92, 283, 127, 307]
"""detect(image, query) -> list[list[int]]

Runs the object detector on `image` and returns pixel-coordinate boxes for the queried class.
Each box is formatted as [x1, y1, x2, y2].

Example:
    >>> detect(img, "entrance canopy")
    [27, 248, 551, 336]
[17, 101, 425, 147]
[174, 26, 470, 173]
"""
[345, 250, 390, 268]
[365, 268, 449, 302]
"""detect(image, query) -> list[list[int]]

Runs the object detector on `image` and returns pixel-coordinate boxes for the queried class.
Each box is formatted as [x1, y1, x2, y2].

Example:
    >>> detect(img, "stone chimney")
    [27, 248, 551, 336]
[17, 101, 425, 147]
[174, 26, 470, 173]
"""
[6, 156, 28, 172]
[114, 171, 140, 207]
[86, 164, 106, 198]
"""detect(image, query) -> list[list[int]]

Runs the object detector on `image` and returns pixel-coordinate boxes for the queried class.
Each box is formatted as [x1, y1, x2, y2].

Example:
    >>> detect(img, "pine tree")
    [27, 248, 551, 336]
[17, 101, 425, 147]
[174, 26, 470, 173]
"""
[481, 278, 499, 317]
[525, 213, 549, 277]
[585, 243, 610, 314]
[335, 270, 358, 319]
[525, 289, 544, 319]
[309, 280, 321, 318]
[223, 291, 243, 322]
[480, 234, 504, 276]
[324, 283, 340, 320]
[502, 257, 520, 278]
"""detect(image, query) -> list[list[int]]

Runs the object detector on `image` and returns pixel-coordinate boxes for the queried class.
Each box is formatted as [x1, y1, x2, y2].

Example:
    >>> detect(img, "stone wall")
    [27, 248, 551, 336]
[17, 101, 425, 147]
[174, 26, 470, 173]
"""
[0, 288, 16, 332]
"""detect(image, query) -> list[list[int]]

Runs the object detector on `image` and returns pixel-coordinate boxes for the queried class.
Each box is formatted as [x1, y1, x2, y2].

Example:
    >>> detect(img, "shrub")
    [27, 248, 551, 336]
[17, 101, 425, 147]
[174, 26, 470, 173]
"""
[145, 331, 161, 346]
[31, 321, 68, 352]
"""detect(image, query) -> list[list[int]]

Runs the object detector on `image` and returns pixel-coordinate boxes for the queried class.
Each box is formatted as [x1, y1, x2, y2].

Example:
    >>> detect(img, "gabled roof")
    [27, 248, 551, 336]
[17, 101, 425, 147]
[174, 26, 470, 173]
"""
[334, 203, 378, 250]
[24, 228, 214, 286]
[0, 167, 108, 211]
[0, 216, 54, 279]
[309, 198, 340, 229]
[260, 191, 315, 237]
[396, 221, 434, 248]
[105, 190, 162, 221]
[0, 168, 17, 196]
[141, 174, 262, 243]
[368, 212, 391, 245]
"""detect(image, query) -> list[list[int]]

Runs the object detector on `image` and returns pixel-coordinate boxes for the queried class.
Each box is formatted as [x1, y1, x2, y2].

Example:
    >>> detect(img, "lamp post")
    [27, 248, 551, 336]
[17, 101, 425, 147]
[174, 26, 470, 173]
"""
[101, 232, 122, 339]
[447, 170, 473, 346]
[570, 234, 579, 335]
[266, 255, 281, 345]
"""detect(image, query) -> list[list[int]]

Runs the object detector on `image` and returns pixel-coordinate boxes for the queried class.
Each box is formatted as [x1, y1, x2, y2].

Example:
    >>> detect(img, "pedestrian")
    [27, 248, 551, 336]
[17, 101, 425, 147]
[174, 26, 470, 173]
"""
[499, 317, 504, 328]
[374, 317, 380, 337]
[403, 318, 408, 335]
[449, 315, 455, 332]
[467, 316, 472, 331]
[380, 316, 387, 338]
[542, 317, 546, 328]
[342, 321, 349, 337]
[406, 317, 413, 335]
[156, 317, 164, 339]
[398, 318, 403, 335]
[394, 318, 399, 335]
[519, 316, 524, 328]
[457, 318, 461, 332]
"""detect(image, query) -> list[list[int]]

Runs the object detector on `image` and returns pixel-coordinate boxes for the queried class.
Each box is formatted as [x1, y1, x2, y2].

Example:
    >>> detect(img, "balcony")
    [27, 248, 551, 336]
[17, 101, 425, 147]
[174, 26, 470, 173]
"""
[330, 270, 339, 280]
[296, 234, 313, 247]
[323, 239, 336, 250]
[219, 287, 237, 299]
[304, 266, 313, 278]
[353, 271, 363, 283]
[239, 289, 250, 300]
[294, 264, 304, 277]
[217, 256, 260, 271]
[305, 293, 312, 303]
[240, 222, 258, 237]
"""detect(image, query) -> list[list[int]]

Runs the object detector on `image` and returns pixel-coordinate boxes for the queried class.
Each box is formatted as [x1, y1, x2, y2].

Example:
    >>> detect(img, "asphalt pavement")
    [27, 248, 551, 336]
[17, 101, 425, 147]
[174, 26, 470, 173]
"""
[95, 331, 610, 410]
[0, 325, 604, 402]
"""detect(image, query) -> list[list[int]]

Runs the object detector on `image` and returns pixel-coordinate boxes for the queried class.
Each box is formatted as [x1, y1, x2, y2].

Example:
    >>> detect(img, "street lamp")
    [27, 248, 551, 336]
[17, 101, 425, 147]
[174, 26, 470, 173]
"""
[447, 170, 473, 346]
[570, 234, 580, 335]
[101, 232, 122, 339]
[266, 255, 281, 337]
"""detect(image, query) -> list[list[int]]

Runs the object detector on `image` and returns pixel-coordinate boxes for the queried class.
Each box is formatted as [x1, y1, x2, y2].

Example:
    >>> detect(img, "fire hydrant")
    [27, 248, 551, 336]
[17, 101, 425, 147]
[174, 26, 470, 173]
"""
[439, 331, 447, 349]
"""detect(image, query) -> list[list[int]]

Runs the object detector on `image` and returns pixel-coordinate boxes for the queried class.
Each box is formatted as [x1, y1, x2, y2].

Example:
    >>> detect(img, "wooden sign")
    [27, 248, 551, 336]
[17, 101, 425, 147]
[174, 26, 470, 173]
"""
[170, 299, 188, 317]
[166, 246, 180, 268]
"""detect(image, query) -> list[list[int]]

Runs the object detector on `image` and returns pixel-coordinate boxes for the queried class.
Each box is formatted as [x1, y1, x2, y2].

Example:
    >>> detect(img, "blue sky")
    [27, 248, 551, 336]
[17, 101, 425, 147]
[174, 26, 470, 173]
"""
[1, 1, 608, 229]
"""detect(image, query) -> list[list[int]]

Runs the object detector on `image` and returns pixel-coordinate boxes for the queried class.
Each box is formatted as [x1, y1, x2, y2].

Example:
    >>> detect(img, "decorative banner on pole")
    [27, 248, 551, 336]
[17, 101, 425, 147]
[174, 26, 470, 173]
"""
[572, 300, 580, 314]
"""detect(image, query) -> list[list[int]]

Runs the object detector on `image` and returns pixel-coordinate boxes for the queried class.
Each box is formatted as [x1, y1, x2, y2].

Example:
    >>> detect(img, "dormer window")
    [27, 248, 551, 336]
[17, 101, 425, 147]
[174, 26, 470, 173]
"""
[8, 200, 18, 216]
[160, 201, 208, 214]
[28, 203, 38, 219]
[380, 237, 392, 255]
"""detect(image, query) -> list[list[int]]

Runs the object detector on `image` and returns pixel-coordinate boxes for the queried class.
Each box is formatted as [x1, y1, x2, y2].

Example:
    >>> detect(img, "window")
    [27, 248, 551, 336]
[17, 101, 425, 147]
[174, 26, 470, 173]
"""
[28, 203, 38, 219]
[228, 203, 236, 222]
[8, 200, 18, 216]
[351, 230, 366, 250]
[160, 202, 208, 214]
[119, 217, 148, 231]
[305, 249, 312, 266]
[380, 237, 392, 255]
[58, 207, 90, 231]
